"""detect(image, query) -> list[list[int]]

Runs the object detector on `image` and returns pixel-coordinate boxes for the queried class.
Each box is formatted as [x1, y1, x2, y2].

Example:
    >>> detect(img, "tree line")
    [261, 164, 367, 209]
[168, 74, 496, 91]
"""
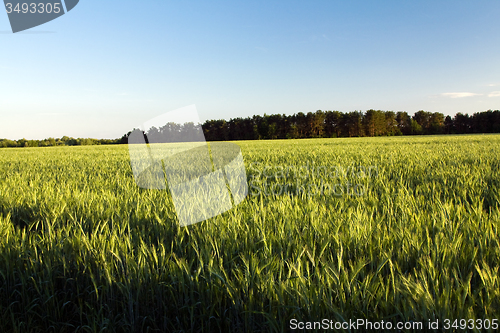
[1, 109, 499, 148]
[201, 109, 500, 141]
[0, 136, 125, 148]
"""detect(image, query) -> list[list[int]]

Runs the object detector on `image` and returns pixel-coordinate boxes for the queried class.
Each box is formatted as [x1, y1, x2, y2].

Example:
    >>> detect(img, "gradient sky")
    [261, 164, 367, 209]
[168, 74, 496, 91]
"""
[1, 0, 500, 140]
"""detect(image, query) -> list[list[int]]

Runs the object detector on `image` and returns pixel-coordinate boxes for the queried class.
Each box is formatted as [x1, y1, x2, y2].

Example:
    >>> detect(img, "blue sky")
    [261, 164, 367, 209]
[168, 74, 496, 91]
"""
[1, 0, 500, 140]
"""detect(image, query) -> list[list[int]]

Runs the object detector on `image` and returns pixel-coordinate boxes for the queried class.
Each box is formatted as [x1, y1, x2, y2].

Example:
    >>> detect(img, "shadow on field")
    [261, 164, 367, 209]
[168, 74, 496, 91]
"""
[0, 201, 45, 232]
[483, 176, 500, 212]
[0, 201, 262, 332]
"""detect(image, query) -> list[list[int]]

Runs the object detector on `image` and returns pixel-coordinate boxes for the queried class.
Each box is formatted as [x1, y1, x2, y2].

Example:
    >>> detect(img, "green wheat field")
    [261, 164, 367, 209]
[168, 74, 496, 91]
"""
[0, 135, 499, 332]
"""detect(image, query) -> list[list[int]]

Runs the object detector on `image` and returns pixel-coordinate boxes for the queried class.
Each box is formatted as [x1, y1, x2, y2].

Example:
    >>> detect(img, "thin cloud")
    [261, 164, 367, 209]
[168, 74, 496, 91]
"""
[488, 91, 500, 97]
[441, 92, 482, 98]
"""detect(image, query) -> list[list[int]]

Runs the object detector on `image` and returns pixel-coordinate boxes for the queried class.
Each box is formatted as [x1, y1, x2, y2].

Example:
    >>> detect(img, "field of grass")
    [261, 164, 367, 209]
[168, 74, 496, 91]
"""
[0, 135, 499, 332]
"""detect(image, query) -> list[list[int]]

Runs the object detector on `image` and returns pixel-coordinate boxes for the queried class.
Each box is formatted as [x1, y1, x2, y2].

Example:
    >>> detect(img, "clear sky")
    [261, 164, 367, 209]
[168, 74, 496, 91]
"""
[1, 0, 500, 140]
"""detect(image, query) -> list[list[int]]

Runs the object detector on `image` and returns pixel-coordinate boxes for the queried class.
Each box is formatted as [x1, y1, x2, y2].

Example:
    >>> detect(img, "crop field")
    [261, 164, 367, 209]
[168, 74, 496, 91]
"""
[0, 135, 499, 332]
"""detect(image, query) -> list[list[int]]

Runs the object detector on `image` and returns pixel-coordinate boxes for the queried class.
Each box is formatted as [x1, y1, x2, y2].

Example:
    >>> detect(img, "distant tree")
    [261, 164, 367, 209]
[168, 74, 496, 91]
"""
[292, 112, 307, 138]
[146, 126, 161, 142]
[180, 122, 204, 142]
[324, 111, 342, 137]
[364, 109, 386, 136]
[411, 119, 423, 135]
[491, 110, 500, 132]
[119, 131, 131, 144]
[471, 110, 500, 133]
[444, 115, 454, 134]
[252, 115, 269, 140]
[454, 113, 471, 134]
[429, 112, 445, 134]
[385, 111, 398, 136]
[228, 118, 243, 140]
[342, 111, 364, 137]
[396, 111, 412, 135]
[288, 123, 299, 139]
[413, 111, 432, 134]
[267, 114, 285, 139]
[202, 120, 217, 141]
[0, 139, 17, 148]
[309, 110, 325, 138]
